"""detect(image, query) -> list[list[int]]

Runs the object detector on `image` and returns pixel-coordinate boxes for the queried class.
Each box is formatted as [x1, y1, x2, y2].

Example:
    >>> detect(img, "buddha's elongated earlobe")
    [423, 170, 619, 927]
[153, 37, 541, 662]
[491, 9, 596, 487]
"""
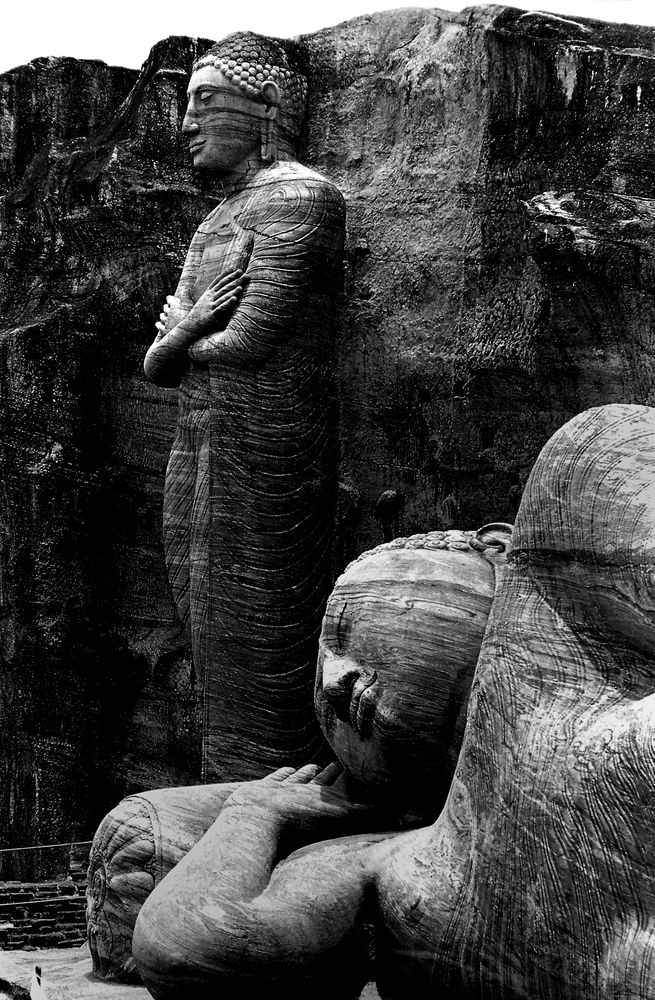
[260, 80, 280, 164]
[261, 111, 278, 164]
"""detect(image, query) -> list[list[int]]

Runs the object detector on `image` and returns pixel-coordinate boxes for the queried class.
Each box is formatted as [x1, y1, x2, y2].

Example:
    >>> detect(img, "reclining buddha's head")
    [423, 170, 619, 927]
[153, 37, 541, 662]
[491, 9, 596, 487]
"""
[315, 525, 511, 814]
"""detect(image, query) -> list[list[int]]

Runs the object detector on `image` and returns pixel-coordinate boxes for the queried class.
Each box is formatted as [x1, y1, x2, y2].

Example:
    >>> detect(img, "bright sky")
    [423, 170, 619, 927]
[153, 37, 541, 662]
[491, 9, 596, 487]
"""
[2, 1, 655, 76]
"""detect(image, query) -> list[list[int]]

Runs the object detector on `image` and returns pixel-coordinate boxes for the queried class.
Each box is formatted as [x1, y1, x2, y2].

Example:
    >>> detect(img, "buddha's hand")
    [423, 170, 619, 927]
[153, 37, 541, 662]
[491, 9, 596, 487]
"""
[224, 764, 387, 845]
[178, 269, 247, 340]
[154, 295, 189, 338]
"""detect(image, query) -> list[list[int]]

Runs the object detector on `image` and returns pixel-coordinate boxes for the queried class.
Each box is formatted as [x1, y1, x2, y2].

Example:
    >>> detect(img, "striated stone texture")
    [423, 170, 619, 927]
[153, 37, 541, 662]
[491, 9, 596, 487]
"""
[309, 5, 655, 540]
[3, 6, 655, 868]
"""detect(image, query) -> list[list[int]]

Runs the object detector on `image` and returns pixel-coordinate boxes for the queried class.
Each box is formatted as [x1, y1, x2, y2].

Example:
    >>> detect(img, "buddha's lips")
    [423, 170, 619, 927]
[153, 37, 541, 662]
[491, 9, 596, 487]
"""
[189, 141, 205, 154]
[318, 669, 378, 738]
[349, 673, 378, 738]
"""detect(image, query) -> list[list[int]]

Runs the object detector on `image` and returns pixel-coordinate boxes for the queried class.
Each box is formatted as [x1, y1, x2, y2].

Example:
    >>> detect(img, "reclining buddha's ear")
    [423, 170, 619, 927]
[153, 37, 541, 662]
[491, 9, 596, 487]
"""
[474, 522, 513, 567]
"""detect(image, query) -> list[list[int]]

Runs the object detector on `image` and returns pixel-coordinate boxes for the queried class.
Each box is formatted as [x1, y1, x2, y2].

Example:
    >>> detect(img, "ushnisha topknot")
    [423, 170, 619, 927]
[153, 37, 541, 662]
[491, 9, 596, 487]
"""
[192, 32, 308, 133]
[347, 524, 513, 570]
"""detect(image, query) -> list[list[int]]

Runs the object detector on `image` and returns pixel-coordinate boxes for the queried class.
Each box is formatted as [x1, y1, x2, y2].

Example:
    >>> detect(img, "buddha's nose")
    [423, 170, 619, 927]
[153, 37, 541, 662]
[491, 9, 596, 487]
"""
[320, 652, 361, 718]
[182, 106, 200, 134]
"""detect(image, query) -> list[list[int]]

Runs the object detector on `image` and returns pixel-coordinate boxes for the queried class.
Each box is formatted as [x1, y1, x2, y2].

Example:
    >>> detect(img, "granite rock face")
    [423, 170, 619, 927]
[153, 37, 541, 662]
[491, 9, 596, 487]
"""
[0, 38, 217, 875]
[2, 6, 655, 869]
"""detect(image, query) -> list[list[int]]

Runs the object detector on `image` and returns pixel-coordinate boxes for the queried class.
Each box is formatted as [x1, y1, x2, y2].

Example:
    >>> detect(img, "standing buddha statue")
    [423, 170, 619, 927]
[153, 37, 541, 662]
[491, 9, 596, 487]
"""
[143, 33, 346, 781]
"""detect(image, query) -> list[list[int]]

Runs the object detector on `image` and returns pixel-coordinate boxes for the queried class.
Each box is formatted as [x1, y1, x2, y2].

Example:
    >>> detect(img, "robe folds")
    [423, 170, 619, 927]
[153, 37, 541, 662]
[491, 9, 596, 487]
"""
[163, 161, 346, 780]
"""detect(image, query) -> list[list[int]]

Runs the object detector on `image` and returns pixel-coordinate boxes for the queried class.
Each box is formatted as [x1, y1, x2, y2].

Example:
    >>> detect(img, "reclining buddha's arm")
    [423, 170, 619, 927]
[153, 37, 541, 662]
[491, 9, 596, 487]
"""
[132, 764, 395, 1000]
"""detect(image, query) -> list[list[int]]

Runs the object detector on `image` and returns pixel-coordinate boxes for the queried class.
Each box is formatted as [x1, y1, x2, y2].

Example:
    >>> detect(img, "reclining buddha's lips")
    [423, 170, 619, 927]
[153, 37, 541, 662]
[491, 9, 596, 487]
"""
[189, 141, 206, 154]
[349, 671, 378, 738]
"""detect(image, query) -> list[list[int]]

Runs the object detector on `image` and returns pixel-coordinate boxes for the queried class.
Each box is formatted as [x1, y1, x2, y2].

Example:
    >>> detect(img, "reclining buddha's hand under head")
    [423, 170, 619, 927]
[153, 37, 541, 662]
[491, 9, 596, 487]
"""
[220, 762, 396, 849]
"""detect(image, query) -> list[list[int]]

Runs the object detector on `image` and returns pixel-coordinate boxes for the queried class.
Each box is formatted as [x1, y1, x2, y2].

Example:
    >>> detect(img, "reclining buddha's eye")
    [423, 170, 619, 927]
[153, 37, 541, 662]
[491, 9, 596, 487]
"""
[336, 601, 351, 652]
[323, 600, 352, 653]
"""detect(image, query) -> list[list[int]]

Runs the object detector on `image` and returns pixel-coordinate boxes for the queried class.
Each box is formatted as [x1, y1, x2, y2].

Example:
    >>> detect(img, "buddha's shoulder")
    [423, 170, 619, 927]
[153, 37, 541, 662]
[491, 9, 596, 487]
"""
[251, 161, 345, 213]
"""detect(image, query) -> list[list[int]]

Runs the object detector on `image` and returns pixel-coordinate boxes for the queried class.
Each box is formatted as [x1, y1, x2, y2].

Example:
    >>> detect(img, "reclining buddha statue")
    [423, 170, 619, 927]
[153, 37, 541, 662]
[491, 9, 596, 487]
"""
[87, 524, 510, 984]
[92, 403, 655, 1000]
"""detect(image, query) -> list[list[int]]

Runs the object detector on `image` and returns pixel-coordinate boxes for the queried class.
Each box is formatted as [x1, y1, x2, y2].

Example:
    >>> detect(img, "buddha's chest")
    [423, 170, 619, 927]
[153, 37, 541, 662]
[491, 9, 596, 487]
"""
[193, 211, 254, 301]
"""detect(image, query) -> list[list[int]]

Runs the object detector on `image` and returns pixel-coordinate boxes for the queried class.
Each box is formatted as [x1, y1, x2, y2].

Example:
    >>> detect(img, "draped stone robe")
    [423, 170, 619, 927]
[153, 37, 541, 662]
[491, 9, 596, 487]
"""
[163, 160, 345, 780]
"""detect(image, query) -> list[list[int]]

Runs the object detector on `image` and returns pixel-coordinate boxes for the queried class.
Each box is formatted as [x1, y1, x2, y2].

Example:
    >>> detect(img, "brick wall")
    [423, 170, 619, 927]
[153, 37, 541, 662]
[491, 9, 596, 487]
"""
[0, 879, 86, 949]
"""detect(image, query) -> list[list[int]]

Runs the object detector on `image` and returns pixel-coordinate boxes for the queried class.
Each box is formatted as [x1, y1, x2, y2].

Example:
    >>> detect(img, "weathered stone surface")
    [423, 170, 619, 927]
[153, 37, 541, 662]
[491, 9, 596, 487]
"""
[0, 38, 217, 876]
[3, 6, 655, 868]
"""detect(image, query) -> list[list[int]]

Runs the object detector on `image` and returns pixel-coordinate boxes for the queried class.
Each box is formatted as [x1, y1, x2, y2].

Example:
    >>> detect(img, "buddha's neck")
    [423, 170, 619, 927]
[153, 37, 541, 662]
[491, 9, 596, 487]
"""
[219, 160, 263, 199]
[219, 149, 296, 199]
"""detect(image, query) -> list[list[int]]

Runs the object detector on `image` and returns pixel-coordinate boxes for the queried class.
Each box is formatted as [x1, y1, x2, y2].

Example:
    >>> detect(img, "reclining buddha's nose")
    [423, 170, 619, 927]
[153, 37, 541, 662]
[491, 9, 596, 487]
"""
[321, 653, 361, 713]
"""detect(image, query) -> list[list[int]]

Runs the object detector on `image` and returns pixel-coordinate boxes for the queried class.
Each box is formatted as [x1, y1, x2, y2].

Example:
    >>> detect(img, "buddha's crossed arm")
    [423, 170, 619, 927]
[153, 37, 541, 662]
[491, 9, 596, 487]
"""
[188, 174, 345, 368]
[143, 221, 247, 388]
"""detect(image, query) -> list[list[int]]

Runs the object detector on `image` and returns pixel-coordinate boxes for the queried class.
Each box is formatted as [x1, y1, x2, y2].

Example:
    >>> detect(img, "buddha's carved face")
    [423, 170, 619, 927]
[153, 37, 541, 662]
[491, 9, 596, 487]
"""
[183, 65, 263, 174]
[314, 547, 495, 808]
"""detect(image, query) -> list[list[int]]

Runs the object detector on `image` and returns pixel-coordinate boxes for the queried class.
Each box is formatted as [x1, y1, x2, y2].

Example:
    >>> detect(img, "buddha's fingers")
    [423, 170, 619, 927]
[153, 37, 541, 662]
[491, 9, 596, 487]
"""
[263, 767, 297, 783]
[212, 280, 244, 304]
[284, 764, 322, 784]
[212, 293, 239, 315]
[311, 763, 344, 787]
[207, 268, 243, 293]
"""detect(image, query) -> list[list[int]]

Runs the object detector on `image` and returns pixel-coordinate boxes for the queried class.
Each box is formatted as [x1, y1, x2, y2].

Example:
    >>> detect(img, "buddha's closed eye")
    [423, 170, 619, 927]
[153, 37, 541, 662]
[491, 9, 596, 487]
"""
[337, 601, 350, 651]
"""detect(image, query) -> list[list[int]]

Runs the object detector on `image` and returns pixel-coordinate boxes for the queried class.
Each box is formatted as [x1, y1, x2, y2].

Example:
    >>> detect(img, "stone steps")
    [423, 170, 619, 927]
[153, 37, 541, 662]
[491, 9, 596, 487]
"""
[0, 882, 86, 951]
